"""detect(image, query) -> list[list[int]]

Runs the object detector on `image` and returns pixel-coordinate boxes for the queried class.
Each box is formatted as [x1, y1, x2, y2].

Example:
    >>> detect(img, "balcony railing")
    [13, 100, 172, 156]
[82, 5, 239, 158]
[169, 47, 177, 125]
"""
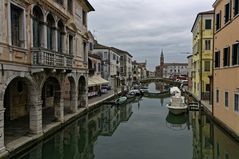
[32, 48, 73, 68]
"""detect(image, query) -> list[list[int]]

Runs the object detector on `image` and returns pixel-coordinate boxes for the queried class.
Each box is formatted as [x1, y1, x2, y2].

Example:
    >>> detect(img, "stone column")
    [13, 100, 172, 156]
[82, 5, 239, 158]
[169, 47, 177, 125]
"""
[55, 98, 64, 122]
[53, 29, 58, 52]
[0, 108, 5, 151]
[42, 24, 48, 49]
[29, 100, 42, 134]
[70, 91, 78, 113]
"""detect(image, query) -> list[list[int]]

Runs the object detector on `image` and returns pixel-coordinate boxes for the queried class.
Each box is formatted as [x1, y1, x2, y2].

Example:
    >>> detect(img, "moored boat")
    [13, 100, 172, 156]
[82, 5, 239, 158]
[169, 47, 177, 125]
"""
[166, 87, 188, 115]
[114, 96, 127, 105]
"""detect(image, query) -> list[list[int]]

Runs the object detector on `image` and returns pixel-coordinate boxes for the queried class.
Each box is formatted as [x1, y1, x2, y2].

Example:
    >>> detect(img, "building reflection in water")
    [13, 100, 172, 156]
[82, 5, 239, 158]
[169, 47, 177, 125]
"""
[17, 103, 133, 159]
[189, 110, 239, 159]
[16, 101, 239, 159]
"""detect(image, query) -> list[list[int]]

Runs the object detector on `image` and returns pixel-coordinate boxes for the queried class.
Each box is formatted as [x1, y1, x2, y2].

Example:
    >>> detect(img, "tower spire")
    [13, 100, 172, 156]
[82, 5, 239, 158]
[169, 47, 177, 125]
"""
[160, 49, 164, 66]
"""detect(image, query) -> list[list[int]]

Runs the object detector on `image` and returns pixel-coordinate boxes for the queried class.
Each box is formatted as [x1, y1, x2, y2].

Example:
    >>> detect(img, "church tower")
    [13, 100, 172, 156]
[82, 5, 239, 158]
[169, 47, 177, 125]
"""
[160, 50, 164, 67]
[160, 50, 164, 78]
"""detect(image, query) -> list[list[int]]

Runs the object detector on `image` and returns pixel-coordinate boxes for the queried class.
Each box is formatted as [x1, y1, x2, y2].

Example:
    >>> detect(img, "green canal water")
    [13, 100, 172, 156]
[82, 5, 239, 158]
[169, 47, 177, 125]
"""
[13, 83, 239, 159]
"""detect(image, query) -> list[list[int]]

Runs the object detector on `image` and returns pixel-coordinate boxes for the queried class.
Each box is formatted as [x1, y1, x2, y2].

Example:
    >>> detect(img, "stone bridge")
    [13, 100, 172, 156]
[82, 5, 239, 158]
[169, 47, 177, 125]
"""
[140, 78, 181, 87]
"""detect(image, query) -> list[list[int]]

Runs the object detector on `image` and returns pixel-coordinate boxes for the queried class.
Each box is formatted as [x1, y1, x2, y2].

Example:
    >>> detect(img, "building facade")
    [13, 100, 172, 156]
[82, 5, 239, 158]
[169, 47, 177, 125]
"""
[155, 51, 187, 78]
[191, 10, 214, 100]
[93, 44, 121, 90]
[88, 54, 108, 97]
[111, 48, 133, 88]
[187, 55, 193, 91]
[132, 60, 147, 83]
[0, 0, 94, 150]
[213, 0, 239, 135]
[132, 61, 142, 82]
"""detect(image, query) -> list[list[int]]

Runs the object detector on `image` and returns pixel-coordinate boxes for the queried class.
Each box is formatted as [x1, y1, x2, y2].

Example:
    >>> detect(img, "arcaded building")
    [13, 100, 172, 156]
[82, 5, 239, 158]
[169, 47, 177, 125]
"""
[0, 0, 94, 150]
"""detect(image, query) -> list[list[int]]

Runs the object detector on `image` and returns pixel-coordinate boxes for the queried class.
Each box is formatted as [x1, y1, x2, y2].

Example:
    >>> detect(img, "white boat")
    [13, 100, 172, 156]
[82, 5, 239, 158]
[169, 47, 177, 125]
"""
[127, 89, 142, 98]
[166, 87, 188, 115]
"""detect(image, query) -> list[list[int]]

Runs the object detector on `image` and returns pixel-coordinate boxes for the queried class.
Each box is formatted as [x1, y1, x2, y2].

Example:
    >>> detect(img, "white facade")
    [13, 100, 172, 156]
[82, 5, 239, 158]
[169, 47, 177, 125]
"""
[93, 47, 120, 89]
[163, 64, 188, 78]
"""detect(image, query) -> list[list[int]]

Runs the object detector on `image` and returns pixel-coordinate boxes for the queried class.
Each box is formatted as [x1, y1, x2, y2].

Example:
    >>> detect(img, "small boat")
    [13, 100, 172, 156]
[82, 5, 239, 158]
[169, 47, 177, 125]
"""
[115, 96, 127, 105]
[127, 89, 142, 98]
[166, 87, 188, 115]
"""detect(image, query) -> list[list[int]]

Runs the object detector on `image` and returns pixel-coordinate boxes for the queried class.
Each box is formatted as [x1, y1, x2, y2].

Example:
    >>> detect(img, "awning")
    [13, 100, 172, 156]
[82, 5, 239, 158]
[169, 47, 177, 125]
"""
[88, 76, 109, 87]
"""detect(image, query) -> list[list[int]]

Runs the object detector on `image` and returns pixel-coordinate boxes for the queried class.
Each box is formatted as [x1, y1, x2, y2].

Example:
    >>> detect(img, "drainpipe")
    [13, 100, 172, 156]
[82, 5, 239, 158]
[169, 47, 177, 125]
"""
[200, 14, 203, 103]
[212, 11, 215, 117]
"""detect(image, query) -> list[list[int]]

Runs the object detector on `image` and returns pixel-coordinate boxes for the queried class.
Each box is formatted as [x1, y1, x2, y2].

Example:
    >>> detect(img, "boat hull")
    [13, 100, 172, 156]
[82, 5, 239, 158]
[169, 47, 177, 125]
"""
[166, 105, 188, 115]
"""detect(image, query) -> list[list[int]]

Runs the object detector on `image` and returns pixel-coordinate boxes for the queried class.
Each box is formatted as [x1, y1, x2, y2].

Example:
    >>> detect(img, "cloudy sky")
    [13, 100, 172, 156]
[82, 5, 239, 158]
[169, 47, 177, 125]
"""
[88, 0, 214, 71]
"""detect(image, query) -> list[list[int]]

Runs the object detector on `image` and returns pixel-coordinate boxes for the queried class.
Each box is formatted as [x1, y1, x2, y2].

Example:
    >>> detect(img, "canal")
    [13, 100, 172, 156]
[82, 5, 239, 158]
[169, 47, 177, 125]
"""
[12, 83, 239, 159]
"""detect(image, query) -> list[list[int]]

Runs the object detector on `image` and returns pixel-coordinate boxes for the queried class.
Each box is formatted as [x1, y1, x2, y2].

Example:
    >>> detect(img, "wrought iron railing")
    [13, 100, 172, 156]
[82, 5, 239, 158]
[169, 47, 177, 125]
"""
[32, 48, 73, 68]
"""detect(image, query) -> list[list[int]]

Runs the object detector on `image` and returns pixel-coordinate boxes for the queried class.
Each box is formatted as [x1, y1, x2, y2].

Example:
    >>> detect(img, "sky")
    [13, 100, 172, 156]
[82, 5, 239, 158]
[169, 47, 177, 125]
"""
[88, 0, 214, 71]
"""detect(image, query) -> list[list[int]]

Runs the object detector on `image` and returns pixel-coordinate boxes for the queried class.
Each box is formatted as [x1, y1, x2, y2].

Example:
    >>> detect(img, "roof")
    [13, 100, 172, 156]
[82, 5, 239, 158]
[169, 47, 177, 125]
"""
[110, 47, 133, 58]
[82, 0, 95, 12]
[164, 63, 188, 66]
[89, 53, 101, 60]
[94, 43, 110, 49]
[191, 10, 214, 32]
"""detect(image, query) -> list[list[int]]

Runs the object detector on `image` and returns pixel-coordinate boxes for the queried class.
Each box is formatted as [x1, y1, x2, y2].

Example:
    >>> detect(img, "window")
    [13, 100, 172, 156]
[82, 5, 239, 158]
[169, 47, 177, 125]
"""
[11, 4, 24, 47]
[82, 10, 87, 26]
[216, 12, 221, 30]
[234, 94, 239, 112]
[55, 0, 63, 5]
[104, 52, 108, 59]
[57, 21, 64, 53]
[232, 43, 239, 65]
[113, 54, 116, 60]
[204, 61, 211, 71]
[67, 0, 73, 14]
[32, 6, 44, 48]
[205, 40, 211, 50]
[225, 3, 231, 23]
[47, 14, 55, 50]
[216, 89, 220, 103]
[206, 84, 210, 92]
[215, 51, 221, 68]
[69, 35, 73, 55]
[225, 92, 229, 107]
[223, 47, 230, 66]
[89, 43, 93, 51]
[234, 0, 239, 16]
[205, 19, 212, 29]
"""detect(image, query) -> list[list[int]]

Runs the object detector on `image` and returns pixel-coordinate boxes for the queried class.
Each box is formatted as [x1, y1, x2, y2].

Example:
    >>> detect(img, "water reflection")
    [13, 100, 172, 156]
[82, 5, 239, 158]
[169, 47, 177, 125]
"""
[14, 99, 239, 158]
[16, 103, 133, 159]
[166, 112, 189, 131]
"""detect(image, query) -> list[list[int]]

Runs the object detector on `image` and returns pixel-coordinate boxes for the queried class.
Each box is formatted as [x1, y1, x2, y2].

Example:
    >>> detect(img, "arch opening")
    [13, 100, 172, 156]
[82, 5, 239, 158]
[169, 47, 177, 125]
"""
[41, 77, 61, 127]
[3, 77, 31, 144]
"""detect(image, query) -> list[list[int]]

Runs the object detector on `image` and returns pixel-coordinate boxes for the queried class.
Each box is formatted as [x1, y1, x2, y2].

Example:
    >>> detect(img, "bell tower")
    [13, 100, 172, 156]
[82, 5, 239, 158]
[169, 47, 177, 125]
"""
[160, 50, 164, 67]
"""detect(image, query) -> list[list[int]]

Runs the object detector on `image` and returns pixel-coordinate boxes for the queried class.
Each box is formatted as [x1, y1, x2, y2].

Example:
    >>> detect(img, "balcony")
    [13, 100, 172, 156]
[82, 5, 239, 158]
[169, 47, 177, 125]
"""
[32, 48, 73, 69]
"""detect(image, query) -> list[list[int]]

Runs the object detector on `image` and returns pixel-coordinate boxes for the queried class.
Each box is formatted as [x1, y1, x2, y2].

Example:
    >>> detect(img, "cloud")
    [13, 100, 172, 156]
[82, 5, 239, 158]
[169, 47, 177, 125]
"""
[88, 0, 214, 71]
